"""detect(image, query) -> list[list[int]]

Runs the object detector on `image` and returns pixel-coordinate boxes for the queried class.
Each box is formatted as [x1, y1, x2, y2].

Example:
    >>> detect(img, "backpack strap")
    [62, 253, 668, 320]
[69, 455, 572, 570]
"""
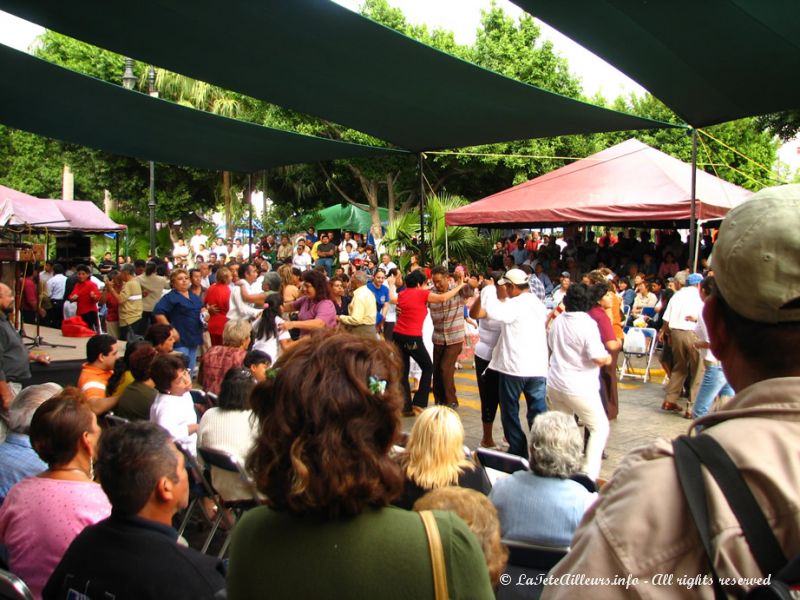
[674, 435, 788, 597]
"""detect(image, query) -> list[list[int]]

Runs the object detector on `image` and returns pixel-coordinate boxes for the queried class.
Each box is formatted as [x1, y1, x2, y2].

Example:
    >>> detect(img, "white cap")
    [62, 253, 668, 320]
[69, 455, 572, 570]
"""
[712, 184, 800, 323]
[497, 268, 530, 286]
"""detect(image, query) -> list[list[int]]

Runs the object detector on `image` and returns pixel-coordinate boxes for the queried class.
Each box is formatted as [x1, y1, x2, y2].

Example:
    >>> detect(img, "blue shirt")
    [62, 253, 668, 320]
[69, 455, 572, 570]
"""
[153, 290, 204, 348]
[366, 282, 389, 325]
[489, 471, 596, 547]
[0, 433, 47, 505]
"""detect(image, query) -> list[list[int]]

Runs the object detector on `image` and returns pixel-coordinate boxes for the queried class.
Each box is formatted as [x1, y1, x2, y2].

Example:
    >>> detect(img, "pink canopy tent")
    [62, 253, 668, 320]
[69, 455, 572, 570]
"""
[445, 139, 752, 227]
[0, 184, 124, 232]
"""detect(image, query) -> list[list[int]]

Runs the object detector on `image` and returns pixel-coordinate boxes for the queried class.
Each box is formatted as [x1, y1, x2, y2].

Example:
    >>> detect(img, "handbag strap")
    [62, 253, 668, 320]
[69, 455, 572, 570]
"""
[419, 510, 449, 600]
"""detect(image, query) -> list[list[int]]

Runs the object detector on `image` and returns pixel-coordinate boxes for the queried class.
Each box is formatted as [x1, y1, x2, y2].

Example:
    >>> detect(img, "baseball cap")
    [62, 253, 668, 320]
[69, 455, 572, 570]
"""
[497, 268, 530, 286]
[561, 271, 570, 278]
[686, 273, 703, 285]
[712, 184, 800, 323]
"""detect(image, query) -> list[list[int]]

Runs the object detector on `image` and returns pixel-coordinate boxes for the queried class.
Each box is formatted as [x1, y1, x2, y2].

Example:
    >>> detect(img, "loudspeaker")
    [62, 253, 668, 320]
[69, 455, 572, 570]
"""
[55, 234, 91, 263]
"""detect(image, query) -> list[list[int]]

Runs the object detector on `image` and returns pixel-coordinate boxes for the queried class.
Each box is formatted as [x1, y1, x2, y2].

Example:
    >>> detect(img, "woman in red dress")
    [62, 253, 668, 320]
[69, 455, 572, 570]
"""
[204, 266, 231, 346]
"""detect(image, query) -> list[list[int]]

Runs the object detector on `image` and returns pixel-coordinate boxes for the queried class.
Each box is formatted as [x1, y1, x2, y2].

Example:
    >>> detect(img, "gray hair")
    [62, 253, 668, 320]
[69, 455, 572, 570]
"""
[9, 383, 63, 434]
[262, 271, 281, 293]
[351, 271, 368, 286]
[222, 319, 252, 347]
[528, 411, 583, 478]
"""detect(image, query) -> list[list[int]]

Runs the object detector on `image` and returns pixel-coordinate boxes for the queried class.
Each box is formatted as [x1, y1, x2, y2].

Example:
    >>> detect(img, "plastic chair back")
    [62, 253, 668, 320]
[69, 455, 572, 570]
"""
[0, 569, 33, 600]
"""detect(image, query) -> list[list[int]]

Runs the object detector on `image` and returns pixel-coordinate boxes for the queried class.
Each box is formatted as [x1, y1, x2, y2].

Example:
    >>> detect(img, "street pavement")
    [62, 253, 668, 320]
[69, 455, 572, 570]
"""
[400, 364, 692, 481]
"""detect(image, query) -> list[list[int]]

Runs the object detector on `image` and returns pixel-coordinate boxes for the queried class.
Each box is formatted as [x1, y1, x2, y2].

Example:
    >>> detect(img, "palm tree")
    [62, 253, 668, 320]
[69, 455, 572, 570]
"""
[383, 193, 493, 269]
[148, 70, 241, 238]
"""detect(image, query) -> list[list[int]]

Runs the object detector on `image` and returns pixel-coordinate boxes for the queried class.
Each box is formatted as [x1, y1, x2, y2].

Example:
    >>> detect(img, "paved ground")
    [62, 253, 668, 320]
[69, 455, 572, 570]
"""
[400, 364, 693, 481]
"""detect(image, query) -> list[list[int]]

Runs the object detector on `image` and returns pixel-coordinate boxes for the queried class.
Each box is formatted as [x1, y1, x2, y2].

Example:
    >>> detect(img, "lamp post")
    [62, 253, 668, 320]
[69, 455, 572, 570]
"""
[147, 66, 157, 259]
[121, 59, 158, 258]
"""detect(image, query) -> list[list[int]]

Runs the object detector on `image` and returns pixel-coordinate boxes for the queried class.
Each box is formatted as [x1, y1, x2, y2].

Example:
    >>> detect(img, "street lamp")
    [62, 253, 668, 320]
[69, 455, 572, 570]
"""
[121, 58, 136, 90]
[147, 66, 157, 259]
[121, 58, 158, 258]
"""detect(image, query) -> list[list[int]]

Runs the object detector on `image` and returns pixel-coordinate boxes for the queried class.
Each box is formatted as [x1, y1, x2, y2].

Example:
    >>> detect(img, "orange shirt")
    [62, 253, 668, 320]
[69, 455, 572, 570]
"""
[77, 364, 113, 402]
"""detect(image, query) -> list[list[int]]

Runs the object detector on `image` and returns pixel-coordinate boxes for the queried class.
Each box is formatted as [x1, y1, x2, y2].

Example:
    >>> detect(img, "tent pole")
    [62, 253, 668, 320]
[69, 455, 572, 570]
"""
[247, 173, 253, 259]
[689, 128, 698, 272]
[418, 153, 425, 265]
[445, 225, 449, 266]
[115, 232, 120, 261]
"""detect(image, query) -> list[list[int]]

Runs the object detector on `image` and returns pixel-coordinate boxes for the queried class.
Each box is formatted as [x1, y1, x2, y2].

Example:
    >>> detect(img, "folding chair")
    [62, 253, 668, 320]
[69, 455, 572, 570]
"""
[495, 541, 569, 600]
[197, 447, 262, 558]
[619, 326, 658, 382]
[621, 303, 631, 327]
[174, 444, 217, 540]
[0, 569, 33, 600]
[103, 413, 130, 428]
[475, 447, 530, 474]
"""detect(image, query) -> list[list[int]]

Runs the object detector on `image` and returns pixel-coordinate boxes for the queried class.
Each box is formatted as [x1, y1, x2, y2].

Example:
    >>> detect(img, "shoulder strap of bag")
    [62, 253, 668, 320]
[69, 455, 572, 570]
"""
[419, 510, 449, 600]
[674, 435, 788, 598]
[673, 436, 727, 600]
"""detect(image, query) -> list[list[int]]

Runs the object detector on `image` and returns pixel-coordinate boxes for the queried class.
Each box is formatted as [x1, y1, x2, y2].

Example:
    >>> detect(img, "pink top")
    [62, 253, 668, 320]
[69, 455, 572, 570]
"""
[0, 476, 111, 598]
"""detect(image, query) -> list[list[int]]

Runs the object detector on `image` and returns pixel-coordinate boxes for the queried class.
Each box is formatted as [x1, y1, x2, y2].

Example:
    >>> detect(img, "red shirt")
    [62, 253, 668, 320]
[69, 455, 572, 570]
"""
[204, 283, 231, 337]
[393, 287, 431, 337]
[71, 280, 99, 315]
[587, 305, 615, 344]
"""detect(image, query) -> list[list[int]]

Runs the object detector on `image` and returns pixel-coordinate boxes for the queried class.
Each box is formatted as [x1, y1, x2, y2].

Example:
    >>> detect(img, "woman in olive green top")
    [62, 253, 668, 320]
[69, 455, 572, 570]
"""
[227, 332, 494, 600]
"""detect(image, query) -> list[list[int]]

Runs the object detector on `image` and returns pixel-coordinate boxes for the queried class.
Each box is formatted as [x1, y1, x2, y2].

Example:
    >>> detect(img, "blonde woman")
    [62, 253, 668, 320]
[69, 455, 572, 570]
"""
[278, 264, 300, 308]
[395, 406, 490, 509]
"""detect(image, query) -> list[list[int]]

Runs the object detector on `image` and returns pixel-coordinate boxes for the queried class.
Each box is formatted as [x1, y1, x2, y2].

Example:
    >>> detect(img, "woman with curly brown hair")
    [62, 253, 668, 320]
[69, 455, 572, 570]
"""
[227, 332, 493, 600]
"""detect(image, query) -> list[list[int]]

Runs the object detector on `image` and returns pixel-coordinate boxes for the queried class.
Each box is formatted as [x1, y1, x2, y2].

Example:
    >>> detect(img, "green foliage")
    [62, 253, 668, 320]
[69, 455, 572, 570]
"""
[601, 94, 779, 191]
[383, 193, 491, 268]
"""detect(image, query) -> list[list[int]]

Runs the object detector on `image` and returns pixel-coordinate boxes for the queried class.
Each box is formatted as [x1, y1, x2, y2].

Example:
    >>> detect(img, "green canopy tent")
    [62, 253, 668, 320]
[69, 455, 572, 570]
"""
[315, 203, 389, 234]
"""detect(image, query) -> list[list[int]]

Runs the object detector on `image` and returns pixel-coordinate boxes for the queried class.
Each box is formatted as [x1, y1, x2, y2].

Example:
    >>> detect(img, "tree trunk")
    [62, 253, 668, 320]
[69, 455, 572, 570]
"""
[223, 170, 232, 239]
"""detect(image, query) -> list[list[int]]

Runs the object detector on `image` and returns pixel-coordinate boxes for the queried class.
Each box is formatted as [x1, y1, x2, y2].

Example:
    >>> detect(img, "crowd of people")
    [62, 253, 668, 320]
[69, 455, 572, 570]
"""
[0, 183, 798, 598]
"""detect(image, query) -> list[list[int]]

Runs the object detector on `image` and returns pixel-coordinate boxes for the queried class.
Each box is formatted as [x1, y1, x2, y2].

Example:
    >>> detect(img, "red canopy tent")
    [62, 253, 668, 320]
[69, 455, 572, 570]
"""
[445, 139, 752, 228]
[0, 184, 124, 232]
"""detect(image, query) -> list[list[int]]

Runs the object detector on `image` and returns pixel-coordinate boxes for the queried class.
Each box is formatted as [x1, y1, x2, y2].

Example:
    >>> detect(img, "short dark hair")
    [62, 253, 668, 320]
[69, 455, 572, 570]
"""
[76, 264, 91, 274]
[53, 263, 65, 275]
[431, 265, 448, 277]
[714, 290, 800, 377]
[564, 283, 594, 312]
[145, 261, 157, 276]
[145, 324, 172, 348]
[86, 334, 116, 363]
[134, 259, 146, 269]
[30, 388, 94, 467]
[97, 422, 178, 516]
[129, 345, 158, 381]
[218, 367, 256, 411]
[244, 350, 272, 368]
[149, 353, 185, 394]
[589, 281, 610, 304]
[247, 331, 403, 519]
[405, 270, 426, 288]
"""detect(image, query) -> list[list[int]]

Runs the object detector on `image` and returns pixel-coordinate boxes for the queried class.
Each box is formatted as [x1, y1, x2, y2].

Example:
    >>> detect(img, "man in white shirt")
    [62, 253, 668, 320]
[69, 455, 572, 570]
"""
[45, 263, 68, 328]
[477, 268, 549, 458]
[189, 227, 208, 257]
[378, 254, 397, 274]
[660, 272, 705, 413]
[292, 241, 312, 272]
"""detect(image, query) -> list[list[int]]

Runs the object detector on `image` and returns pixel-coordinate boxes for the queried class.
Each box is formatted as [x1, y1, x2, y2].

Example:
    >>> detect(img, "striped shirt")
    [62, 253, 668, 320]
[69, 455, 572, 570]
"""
[429, 291, 465, 346]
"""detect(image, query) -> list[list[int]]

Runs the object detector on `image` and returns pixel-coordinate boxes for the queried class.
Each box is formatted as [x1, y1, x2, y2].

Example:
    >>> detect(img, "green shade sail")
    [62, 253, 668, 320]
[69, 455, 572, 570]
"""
[514, 0, 800, 127]
[316, 203, 389, 233]
[0, 0, 674, 152]
[0, 44, 403, 172]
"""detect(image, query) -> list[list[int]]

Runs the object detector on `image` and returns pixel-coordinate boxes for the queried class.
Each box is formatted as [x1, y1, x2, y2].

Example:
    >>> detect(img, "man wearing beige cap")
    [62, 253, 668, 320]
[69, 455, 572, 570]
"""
[543, 184, 800, 599]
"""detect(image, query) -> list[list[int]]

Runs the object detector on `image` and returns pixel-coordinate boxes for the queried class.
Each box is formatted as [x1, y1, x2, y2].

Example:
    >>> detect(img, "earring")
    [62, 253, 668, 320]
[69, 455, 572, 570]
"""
[89, 458, 95, 481]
